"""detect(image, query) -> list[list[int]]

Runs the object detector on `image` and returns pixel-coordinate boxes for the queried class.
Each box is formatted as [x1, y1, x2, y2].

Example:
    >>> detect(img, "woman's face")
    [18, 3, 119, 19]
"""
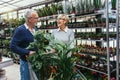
[57, 17, 67, 28]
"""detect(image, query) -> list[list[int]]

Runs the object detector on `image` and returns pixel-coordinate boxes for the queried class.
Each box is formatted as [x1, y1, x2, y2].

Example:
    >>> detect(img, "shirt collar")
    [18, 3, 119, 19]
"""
[57, 27, 68, 32]
[24, 23, 35, 35]
[24, 23, 29, 29]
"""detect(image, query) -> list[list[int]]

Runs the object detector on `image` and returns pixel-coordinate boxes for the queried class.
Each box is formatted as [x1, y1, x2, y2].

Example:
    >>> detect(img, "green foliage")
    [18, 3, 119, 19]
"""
[2, 39, 10, 47]
[48, 42, 78, 80]
[93, 0, 102, 10]
[8, 17, 25, 28]
[50, 3, 58, 15]
[27, 30, 54, 79]
[37, 3, 63, 17]
[111, 0, 116, 10]
[27, 30, 78, 80]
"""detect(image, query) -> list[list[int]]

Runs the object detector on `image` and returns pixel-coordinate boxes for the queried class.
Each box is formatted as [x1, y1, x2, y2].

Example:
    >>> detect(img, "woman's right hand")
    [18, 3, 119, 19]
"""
[51, 49, 56, 53]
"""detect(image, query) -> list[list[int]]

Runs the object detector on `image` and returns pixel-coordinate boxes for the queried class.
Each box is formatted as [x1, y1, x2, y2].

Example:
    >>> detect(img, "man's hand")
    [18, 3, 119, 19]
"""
[29, 51, 35, 55]
[25, 51, 35, 58]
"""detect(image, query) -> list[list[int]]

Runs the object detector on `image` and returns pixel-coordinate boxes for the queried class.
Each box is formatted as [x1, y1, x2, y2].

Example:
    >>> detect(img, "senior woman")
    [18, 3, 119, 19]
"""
[51, 14, 74, 51]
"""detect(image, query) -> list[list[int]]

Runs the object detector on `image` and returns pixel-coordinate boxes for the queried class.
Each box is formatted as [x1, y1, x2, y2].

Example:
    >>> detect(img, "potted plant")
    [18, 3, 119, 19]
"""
[111, 0, 116, 10]
[47, 41, 78, 80]
[50, 3, 58, 15]
[27, 30, 78, 80]
[27, 30, 54, 80]
[93, 0, 102, 10]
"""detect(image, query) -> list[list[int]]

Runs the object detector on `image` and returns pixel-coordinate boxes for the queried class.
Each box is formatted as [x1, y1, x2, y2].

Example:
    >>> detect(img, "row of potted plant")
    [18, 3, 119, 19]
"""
[37, 0, 106, 17]
[68, 18, 106, 28]
[0, 18, 25, 63]
[0, 17, 25, 29]
[36, 3, 63, 17]
[77, 44, 115, 57]
[68, 17, 115, 28]
[75, 32, 116, 40]
[74, 53, 116, 79]
[39, 21, 57, 29]
[39, 17, 116, 29]
[74, 54, 116, 73]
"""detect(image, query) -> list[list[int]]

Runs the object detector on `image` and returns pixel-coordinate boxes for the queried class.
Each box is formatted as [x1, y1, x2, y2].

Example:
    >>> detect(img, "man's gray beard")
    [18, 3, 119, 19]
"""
[34, 23, 37, 26]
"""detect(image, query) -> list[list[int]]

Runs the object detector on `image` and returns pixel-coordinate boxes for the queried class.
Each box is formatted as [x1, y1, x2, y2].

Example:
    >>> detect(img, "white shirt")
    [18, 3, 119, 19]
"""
[24, 23, 35, 35]
[52, 27, 74, 48]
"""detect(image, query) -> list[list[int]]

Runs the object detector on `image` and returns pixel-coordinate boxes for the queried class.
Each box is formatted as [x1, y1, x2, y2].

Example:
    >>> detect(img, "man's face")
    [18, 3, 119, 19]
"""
[29, 12, 39, 27]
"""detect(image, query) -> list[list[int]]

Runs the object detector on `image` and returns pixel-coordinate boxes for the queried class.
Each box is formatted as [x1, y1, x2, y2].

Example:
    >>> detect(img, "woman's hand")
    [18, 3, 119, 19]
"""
[50, 49, 56, 53]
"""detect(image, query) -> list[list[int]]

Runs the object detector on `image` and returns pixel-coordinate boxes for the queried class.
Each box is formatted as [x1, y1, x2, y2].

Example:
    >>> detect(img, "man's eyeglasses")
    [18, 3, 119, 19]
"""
[29, 17, 39, 20]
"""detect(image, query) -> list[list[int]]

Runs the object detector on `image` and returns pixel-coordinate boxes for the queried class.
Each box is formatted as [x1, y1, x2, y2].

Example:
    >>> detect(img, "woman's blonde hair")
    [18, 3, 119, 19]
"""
[57, 14, 69, 24]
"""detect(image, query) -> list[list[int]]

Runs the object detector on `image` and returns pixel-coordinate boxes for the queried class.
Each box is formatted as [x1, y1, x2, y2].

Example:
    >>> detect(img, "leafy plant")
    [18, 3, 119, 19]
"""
[27, 30, 78, 80]
[111, 0, 116, 10]
[57, 3, 63, 14]
[93, 0, 102, 10]
[2, 39, 10, 47]
[75, 0, 81, 14]
[50, 3, 58, 15]
[27, 30, 54, 80]
[47, 42, 78, 80]
[36, 8, 43, 17]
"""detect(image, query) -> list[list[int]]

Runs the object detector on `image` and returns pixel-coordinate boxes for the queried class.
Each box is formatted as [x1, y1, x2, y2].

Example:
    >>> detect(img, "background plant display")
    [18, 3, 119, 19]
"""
[111, 0, 116, 10]
[27, 30, 78, 80]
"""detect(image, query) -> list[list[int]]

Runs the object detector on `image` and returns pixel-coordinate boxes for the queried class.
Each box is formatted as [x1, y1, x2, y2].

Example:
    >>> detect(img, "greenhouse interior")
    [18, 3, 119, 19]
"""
[0, 0, 120, 80]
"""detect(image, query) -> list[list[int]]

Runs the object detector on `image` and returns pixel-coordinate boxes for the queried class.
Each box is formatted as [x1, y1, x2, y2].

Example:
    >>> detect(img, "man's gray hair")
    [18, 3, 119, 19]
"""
[24, 9, 37, 21]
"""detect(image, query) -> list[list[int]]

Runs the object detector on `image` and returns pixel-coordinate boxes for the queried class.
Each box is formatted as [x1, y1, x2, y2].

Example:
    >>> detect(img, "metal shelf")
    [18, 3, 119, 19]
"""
[38, 0, 115, 80]
[0, 57, 13, 69]
[116, 0, 120, 80]
[75, 38, 115, 42]
[39, 12, 103, 21]
[75, 64, 108, 75]
[69, 12, 103, 19]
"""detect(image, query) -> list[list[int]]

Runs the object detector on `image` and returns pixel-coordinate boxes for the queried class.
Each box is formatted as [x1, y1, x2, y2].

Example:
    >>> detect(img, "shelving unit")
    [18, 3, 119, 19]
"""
[116, 0, 120, 80]
[0, 57, 13, 80]
[0, 19, 13, 80]
[0, 57, 13, 69]
[105, 0, 110, 79]
[36, 0, 117, 79]
[75, 0, 119, 79]
[67, 0, 116, 80]
[0, 0, 119, 80]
